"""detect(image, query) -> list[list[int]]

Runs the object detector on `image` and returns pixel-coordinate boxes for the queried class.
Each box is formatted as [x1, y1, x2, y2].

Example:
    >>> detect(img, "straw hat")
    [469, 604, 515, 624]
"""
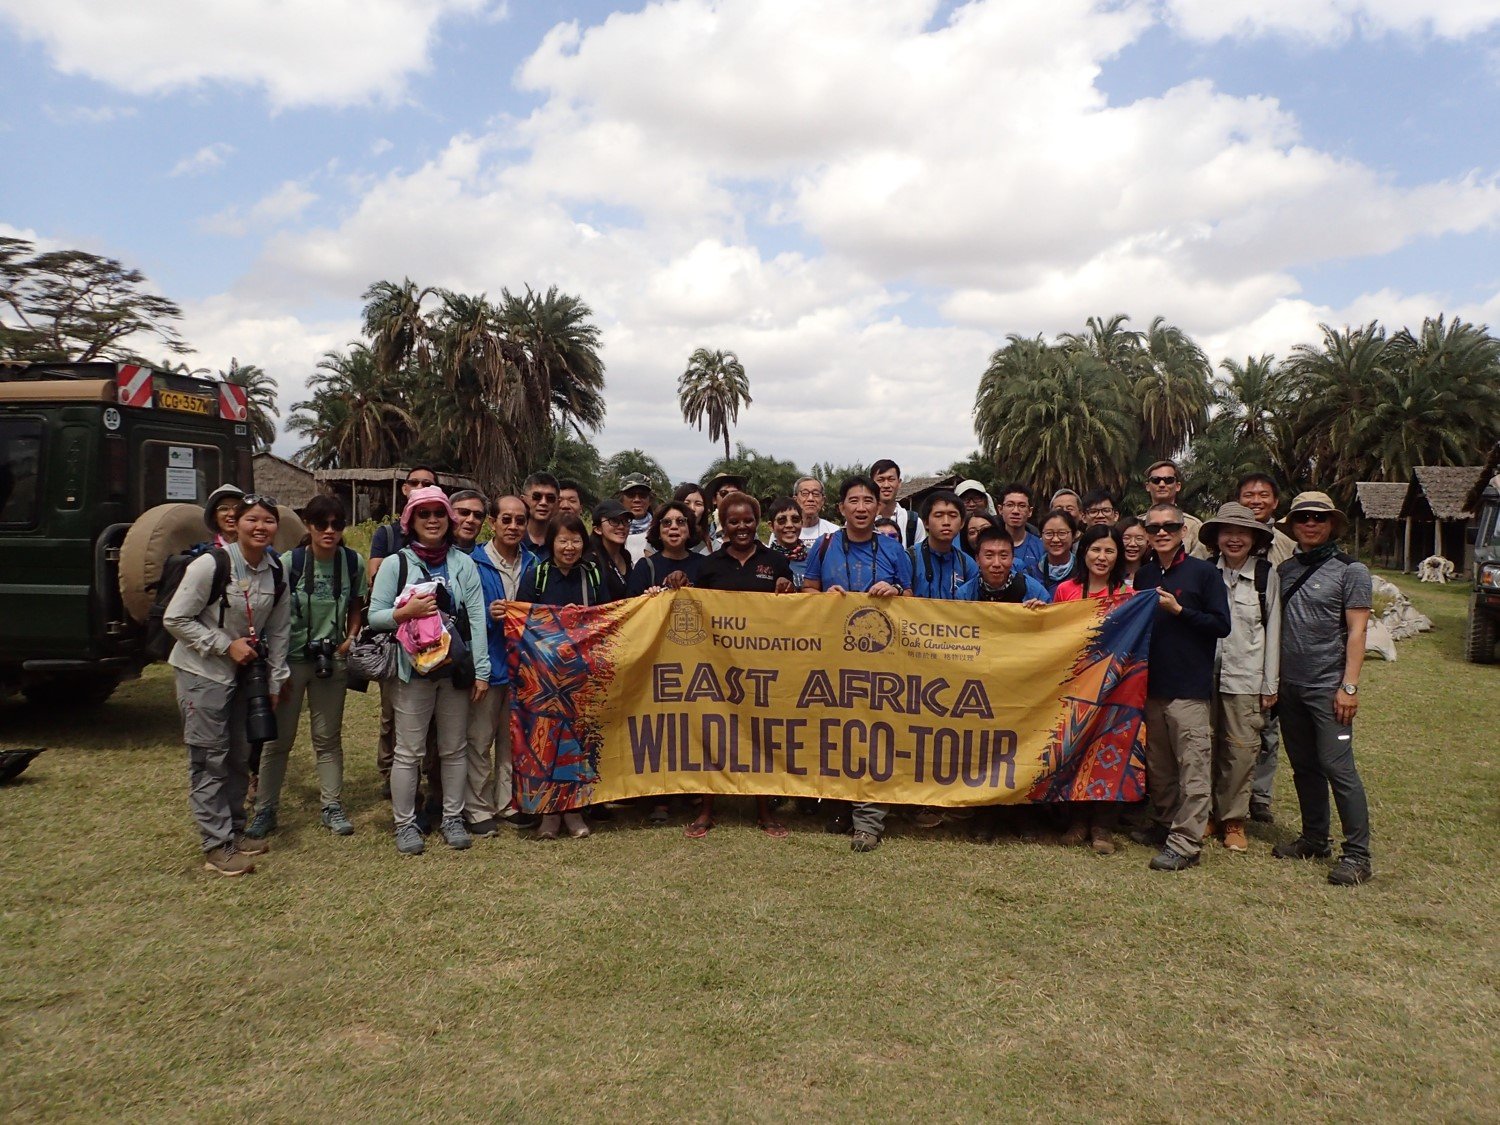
[1200, 501, 1272, 552]
[1276, 490, 1348, 537]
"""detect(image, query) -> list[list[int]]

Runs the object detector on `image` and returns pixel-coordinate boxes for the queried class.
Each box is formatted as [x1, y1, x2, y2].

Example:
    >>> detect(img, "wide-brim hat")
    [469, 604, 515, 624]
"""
[702, 472, 745, 499]
[616, 473, 653, 495]
[1201, 501, 1273, 551]
[1276, 490, 1348, 537]
[203, 483, 245, 532]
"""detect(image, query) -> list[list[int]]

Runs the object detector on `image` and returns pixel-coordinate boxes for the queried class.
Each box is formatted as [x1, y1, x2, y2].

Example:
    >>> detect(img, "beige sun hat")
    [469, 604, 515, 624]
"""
[1200, 501, 1272, 552]
[1276, 490, 1348, 537]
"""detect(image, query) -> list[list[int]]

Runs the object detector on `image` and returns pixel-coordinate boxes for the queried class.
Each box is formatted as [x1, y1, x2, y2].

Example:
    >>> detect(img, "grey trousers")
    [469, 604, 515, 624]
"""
[463, 684, 513, 820]
[1251, 712, 1281, 811]
[257, 658, 347, 814]
[379, 676, 442, 801]
[176, 669, 251, 853]
[852, 802, 888, 836]
[391, 676, 470, 831]
[1145, 697, 1213, 858]
[1211, 693, 1265, 821]
[1279, 682, 1373, 863]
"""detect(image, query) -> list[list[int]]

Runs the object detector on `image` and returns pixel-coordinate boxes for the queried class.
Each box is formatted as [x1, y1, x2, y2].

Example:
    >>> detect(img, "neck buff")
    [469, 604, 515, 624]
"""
[411, 541, 449, 568]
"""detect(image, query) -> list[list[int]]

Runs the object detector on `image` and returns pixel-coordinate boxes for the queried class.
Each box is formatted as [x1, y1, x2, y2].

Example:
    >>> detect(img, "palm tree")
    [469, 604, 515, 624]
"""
[546, 430, 604, 504]
[974, 335, 1138, 497]
[1135, 316, 1212, 459]
[1281, 322, 1390, 496]
[287, 344, 415, 468]
[1376, 315, 1500, 477]
[499, 285, 607, 438]
[362, 278, 434, 377]
[219, 357, 279, 450]
[678, 347, 751, 461]
[427, 290, 530, 491]
[601, 449, 671, 500]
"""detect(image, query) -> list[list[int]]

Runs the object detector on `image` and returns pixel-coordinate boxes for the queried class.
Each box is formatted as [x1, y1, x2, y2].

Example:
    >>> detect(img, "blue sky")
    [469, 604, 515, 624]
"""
[3, 0, 1498, 483]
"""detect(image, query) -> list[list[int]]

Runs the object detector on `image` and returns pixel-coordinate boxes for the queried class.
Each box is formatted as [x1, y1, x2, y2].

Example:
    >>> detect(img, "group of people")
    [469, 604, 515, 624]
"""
[163, 456, 1375, 888]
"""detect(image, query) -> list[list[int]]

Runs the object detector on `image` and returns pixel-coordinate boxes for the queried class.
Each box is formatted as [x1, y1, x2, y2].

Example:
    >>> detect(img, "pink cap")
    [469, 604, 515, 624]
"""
[400, 486, 455, 534]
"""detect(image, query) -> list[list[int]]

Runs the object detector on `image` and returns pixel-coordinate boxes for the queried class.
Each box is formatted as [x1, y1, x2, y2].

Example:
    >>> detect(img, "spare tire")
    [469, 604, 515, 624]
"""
[118, 503, 206, 623]
[118, 503, 309, 623]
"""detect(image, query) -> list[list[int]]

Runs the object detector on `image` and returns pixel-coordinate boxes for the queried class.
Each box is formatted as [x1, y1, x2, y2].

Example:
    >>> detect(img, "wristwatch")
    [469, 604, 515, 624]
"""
[1340, 683, 1359, 696]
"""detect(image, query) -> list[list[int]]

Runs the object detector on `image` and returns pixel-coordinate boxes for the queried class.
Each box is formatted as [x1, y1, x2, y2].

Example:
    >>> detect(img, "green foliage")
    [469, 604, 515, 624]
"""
[600, 448, 671, 500]
[806, 459, 869, 519]
[219, 357, 279, 452]
[678, 347, 751, 461]
[947, 450, 1002, 496]
[0, 236, 189, 363]
[701, 442, 803, 503]
[546, 430, 604, 504]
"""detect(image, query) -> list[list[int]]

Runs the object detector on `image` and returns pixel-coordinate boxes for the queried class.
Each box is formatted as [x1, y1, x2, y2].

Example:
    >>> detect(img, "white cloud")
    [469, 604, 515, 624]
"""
[169, 142, 235, 177]
[0, 0, 488, 110]
[370, 138, 394, 157]
[201, 181, 318, 237]
[1163, 0, 1500, 43]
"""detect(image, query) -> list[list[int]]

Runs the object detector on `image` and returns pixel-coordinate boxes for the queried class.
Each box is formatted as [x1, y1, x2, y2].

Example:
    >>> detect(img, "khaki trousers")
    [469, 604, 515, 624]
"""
[391, 676, 470, 831]
[463, 685, 513, 820]
[257, 659, 347, 813]
[1145, 697, 1212, 858]
[1212, 693, 1264, 822]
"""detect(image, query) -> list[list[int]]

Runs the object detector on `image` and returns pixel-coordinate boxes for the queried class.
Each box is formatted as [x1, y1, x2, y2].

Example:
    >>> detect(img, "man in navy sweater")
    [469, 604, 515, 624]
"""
[1132, 503, 1232, 871]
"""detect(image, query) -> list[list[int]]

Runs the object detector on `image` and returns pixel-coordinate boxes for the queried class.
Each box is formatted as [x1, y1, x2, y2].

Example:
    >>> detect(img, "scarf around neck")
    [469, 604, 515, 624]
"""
[411, 540, 449, 568]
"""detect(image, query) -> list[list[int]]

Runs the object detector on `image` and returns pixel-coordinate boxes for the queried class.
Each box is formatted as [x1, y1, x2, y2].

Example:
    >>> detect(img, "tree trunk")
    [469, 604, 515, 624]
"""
[723, 430, 730, 462]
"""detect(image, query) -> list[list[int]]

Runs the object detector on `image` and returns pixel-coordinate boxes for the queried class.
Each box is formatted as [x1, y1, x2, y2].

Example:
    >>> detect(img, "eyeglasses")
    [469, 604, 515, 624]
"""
[412, 507, 448, 520]
[214, 503, 239, 515]
[1148, 475, 1178, 486]
[1000, 501, 1029, 511]
[530, 491, 558, 503]
[1041, 530, 1073, 540]
[658, 517, 689, 528]
[600, 514, 630, 525]
[795, 488, 823, 498]
[1290, 511, 1331, 524]
[496, 514, 526, 525]
[309, 518, 347, 531]
[1086, 507, 1116, 518]
[405, 477, 436, 488]
[1145, 521, 1184, 535]
[453, 507, 485, 520]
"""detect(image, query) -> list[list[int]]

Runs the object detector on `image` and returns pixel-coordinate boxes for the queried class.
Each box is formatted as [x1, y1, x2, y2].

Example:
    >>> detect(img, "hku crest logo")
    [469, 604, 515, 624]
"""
[843, 606, 894, 654]
[666, 594, 708, 645]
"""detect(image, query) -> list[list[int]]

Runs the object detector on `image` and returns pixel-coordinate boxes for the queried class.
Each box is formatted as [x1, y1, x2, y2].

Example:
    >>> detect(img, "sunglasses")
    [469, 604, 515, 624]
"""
[658, 517, 689, 528]
[453, 507, 485, 519]
[530, 491, 557, 503]
[496, 514, 526, 525]
[309, 518, 347, 531]
[772, 515, 801, 525]
[1290, 511, 1331, 524]
[241, 493, 279, 508]
[1148, 475, 1178, 486]
[600, 514, 630, 525]
[412, 507, 448, 520]
[1145, 521, 1184, 535]
[405, 478, 436, 488]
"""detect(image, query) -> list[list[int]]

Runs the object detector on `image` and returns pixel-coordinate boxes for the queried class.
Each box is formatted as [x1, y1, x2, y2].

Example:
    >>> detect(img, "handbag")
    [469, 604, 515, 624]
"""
[346, 626, 398, 682]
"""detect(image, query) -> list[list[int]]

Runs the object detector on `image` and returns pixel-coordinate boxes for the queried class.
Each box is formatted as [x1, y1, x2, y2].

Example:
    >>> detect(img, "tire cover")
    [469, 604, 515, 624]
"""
[119, 503, 309, 623]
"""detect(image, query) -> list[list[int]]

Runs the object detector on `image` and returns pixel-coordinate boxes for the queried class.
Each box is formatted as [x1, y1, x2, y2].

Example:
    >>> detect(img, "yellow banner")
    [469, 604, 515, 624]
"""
[505, 587, 1153, 812]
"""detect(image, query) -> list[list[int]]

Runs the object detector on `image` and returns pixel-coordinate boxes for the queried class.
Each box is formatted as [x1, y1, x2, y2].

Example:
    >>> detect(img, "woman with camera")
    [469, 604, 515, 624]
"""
[247, 495, 368, 840]
[164, 493, 291, 877]
[368, 485, 490, 856]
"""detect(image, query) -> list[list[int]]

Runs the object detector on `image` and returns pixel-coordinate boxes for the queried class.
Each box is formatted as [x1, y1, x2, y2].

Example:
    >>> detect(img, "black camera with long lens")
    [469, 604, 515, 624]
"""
[241, 637, 278, 750]
[306, 638, 337, 679]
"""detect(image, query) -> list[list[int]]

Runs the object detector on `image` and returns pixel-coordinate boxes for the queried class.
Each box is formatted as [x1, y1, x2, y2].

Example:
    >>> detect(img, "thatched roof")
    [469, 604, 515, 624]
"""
[897, 473, 959, 503]
[314, 466, 478, 490]
[253, 452, 321, 509]
[1399, 465, 1486, 521]
[1463, 444, 1500, 513]
[1354, 482, 1408, 520]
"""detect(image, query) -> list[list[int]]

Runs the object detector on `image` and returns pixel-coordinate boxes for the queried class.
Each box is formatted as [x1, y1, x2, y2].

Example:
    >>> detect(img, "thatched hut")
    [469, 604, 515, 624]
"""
[252, 453, 322, 513]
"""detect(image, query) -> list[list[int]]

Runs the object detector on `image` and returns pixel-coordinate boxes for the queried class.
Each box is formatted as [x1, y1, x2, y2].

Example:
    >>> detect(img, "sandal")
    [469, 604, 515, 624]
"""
[757, 819, 789, 839]
[684, 818, 714, 840]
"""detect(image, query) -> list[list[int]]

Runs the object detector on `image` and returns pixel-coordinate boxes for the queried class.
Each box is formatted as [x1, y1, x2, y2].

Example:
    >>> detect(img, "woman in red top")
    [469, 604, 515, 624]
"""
[1053, 524, 1129, 854]
[1054, 524, 1127, 602]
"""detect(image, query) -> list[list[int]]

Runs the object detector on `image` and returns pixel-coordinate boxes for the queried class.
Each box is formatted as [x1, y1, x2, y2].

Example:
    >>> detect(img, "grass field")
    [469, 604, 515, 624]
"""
[1, 572, 1495, 1122]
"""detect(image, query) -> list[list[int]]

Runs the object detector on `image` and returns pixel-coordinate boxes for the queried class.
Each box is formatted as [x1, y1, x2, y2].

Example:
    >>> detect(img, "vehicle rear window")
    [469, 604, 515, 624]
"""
[139, 440, 222, 509]
[0, 419, 44, 528]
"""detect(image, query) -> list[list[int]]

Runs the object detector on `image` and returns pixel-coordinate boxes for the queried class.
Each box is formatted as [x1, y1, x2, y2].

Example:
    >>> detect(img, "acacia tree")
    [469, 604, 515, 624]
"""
[678, 347, 751, 461]
[0, 237, 189, 362]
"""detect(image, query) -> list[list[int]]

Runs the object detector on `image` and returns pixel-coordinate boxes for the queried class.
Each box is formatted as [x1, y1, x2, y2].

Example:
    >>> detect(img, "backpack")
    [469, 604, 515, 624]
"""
[143, 546, 286, 663]
[288, 545, 362, 634]
[531, 560, 605, 607]
[907, 542, 973, 598]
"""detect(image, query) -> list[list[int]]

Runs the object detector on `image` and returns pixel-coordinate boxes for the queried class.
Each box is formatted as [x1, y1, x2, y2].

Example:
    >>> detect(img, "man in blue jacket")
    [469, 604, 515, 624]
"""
[1132, 503, 1232, 871]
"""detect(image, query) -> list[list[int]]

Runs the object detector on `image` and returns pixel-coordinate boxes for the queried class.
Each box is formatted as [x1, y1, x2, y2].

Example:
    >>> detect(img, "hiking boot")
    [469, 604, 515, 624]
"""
[465, 816, 500, 838]
[245, 807, 277, 839]
[440, 816, 472, 850]
[235, 834, 271, 856]
[1272, 837, 1332, 861]
[395, 824, 425, 855]
[1221, 819, 1248, 852]
[851, 831, 881, 853]
[1089, 826, 1116, 855]
[1149, 847, 1199, 872]
[563, 812, 590, 839]
[1060, 821, 1088, 848]
[1327, 857, 1374, 886]
[1250, 802, 1274, 824]
[911, 808, 944, 829]
[1129, 825, 1168, 848]
[203, 844, 255, 876]
[321, 803, 355, 836]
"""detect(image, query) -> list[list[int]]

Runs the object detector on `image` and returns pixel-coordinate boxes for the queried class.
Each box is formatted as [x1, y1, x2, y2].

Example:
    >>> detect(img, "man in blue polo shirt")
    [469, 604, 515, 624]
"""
[804, 474, 912, 852]
[908, 490, 974, 600]
[1132, 502, 1231, 871]
[996, 483, 1045, 574]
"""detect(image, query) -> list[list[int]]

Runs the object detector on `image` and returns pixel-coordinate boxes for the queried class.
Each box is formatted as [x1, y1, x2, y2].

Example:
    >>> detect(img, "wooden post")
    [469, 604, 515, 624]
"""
[1403, 516, 1413, 572]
